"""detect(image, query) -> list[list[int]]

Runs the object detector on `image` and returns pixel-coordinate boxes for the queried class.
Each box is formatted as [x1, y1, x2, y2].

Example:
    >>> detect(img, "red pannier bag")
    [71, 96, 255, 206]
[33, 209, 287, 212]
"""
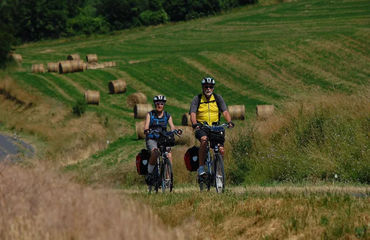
[136, 149, 150, 175]
[184, 146, 199, 172]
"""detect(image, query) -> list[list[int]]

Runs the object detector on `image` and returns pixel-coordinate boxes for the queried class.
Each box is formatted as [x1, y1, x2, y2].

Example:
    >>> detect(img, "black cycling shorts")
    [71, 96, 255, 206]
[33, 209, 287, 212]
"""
[195, 129, 208, 140]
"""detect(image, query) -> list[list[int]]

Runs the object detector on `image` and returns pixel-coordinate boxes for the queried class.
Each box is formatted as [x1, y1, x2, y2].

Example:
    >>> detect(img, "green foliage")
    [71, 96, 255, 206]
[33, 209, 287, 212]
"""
[0, 0, 85, 42]
[0, 23, 14, 68]
[67, 14, 110, 35]
[96, 0, 143, 30]
[72, 99, 87, 116]
[139, 9, 169, 25]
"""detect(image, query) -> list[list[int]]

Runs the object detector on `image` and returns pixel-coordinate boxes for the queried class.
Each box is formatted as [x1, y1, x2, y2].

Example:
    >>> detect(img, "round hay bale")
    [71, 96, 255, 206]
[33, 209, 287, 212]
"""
[134, 104, 153, 119]
[59, 61, 73, 74]
[86, 54, 98, 63]
[47, 62, 59, 72]
[127, 92, 147, 107]
[256, 105, 274, 119]
[103, 61, 116, 67]
[109, 79, 127, 94]
[82, 62, 87, 71]
[10, 54, 22, 63]
[84, 90, 100, 105]
[135, 121, 146, 139]
[181, 113, 192, 126]
[70, 60, 85, 72]
[67, 54, 80, 60]
[31, 64, 45, 73]
[228, 105, 245, 120]
[175, 126, 195, 145]
[87, 63, 104, 70]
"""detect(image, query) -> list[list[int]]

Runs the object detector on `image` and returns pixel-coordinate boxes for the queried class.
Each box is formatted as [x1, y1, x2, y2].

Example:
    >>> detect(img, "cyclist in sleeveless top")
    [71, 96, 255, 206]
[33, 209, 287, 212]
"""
[189, 77, 235, 177]
[144, 95, 178, 185]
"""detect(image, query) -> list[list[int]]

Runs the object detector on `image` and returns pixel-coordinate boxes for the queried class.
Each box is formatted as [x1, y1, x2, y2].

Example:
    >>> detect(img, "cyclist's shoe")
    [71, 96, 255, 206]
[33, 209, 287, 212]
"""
[197, 172, 207, 184]
[145, 173, 155, 186]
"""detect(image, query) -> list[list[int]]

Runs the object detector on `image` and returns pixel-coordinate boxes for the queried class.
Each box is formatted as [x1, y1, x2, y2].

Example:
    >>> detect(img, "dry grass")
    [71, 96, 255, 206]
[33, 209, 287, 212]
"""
[0, 76, 129, 165]
[251, 91, 370, 140]
[0, 162, 187, 240]
[135, 190, 369, 240]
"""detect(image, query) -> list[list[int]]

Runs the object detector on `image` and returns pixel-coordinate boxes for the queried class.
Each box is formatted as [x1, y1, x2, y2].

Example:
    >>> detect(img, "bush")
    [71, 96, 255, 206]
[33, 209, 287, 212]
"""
[0, 23, 14, 68]
[72, 99, 87, 116]
[139, 9, 169, 25]
[67, 15, 110, 36]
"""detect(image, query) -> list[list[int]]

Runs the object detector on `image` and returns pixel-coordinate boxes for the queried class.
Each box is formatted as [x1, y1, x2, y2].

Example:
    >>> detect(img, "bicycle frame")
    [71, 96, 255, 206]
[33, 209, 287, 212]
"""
[199, 123, 228, 193]
[148, 129, 180, 193]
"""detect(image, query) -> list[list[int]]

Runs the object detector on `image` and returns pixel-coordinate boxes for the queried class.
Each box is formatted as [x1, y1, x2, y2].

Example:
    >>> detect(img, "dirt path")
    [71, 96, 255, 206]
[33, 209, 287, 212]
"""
[0, 133, 34, 162]
[120, 185, 370, 197]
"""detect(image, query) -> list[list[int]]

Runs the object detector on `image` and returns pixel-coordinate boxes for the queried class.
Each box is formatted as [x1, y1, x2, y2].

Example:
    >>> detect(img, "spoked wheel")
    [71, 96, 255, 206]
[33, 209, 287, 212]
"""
[161, 159, 173, 193]
[214, 154, 225, 193]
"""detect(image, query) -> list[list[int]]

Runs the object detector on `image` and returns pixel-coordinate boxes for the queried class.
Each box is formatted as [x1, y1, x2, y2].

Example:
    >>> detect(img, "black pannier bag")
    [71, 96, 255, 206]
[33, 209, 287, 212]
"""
[184, 146, 199, 171]
[158, 131, 175, 147]
[136, 149, 150, 175]
[209, 126, 225, 148]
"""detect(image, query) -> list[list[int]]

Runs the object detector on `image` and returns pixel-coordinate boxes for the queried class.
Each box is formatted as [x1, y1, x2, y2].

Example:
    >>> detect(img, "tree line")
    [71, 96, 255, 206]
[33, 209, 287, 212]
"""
[0, 0, 257, 67]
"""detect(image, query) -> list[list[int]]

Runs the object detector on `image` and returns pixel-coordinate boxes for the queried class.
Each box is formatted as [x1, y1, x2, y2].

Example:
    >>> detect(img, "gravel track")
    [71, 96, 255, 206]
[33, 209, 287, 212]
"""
[0, 133, 34, 162]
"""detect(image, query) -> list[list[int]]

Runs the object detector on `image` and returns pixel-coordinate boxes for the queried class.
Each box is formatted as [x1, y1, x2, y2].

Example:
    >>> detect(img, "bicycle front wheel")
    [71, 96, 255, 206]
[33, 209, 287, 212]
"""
[214, 153, 225, 193]
[161, 159, 173, 193]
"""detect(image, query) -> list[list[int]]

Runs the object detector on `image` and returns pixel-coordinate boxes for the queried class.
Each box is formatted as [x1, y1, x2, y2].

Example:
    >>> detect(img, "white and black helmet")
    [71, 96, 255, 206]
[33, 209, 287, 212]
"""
[201, 77, 216, 86]
[153, 95, 166, 103]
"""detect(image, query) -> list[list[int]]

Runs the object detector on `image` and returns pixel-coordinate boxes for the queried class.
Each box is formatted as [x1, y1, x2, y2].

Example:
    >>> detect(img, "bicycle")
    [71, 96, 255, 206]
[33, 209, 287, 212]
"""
[147, 129, 182, 193]
[198, 123, 230, 193]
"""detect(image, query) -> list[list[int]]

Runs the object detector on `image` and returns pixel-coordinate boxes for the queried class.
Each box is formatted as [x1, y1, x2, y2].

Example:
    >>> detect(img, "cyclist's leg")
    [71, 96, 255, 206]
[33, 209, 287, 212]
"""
[165, 147, 172, 179]
[195, 129, 208, 176]
[146, 139, 160, 185]
[146, 139, 159, 173]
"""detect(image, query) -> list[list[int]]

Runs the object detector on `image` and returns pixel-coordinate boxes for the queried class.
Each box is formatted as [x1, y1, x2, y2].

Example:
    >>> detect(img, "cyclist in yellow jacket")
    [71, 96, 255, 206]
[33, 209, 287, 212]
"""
[189, 77, 234, 177]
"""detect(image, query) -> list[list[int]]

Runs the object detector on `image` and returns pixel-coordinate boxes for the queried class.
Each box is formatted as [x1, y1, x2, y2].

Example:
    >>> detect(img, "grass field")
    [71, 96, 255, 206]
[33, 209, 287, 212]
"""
[5, 0, 369, 187]
[0, 1, 369, 238]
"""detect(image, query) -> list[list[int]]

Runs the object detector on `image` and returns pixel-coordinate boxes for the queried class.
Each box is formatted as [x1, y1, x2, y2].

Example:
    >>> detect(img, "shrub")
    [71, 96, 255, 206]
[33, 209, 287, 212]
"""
[67, 15, 110, 36]
[139, 9, 169, 25]
[0, 23, 15, 68]
[72, 99, 87, 116]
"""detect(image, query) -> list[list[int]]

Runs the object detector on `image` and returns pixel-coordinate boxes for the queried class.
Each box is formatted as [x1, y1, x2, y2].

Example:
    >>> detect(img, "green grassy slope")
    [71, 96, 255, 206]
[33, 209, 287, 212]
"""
[10, 0, 370, 185]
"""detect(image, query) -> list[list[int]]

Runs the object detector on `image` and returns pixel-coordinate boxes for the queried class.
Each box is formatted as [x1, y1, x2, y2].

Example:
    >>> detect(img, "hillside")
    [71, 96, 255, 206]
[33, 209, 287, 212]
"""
[2, 0, 370, 186]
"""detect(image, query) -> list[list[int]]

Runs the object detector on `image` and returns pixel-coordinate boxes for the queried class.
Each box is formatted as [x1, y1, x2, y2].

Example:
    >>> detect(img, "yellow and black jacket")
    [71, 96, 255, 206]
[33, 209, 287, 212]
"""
[189, 93, 227, 125]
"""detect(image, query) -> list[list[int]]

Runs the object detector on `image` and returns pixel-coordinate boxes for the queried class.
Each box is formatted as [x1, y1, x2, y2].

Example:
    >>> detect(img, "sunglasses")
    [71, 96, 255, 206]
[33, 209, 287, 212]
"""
[204, 85, 214, 89]
[155, 102, 165, 106]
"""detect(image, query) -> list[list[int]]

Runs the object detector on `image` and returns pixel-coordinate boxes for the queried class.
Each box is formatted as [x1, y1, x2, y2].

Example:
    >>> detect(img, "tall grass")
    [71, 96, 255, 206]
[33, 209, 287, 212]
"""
[0, 162, 186, 240]
[229, 93, 370, 184]
[134, 190, 369, 240]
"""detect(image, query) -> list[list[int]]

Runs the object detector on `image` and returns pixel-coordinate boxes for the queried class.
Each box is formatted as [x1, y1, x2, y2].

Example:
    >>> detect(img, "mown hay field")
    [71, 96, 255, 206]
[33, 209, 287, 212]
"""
[4, 0, 370, 186]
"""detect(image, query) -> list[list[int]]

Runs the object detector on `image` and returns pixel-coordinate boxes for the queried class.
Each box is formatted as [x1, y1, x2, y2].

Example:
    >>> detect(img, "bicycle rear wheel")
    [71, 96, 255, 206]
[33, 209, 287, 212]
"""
[148, 164, 160, 194]
[214, 153, 225, 193]
[161, 159, 173, 193]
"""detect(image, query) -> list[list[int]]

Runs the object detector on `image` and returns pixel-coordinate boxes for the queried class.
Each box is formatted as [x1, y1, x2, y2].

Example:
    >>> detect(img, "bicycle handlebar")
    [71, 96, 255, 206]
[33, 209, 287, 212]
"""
[147, 129, 182, 137]
[200, 122, 230, 131]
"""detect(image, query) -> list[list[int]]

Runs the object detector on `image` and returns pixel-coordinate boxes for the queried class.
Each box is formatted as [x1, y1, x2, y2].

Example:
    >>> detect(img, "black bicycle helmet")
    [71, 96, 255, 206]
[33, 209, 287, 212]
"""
[201, 77, 216, 86]
[153, 95, 166, 103]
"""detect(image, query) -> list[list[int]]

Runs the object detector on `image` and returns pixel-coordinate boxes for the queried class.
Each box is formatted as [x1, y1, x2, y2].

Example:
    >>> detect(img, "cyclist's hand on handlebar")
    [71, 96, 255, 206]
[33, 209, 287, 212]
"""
[192, 123, 202, 130]
[227, 121, 235, 129]
[144, 129, 150, 135]
[176, 129, 183, 135]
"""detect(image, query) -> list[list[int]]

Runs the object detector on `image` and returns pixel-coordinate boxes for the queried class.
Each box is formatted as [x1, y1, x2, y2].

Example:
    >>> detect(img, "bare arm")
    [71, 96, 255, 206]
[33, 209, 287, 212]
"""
[144, 113, 150, 131]
[222, 110, 232, 123]
[190, 112, 197, 126]
[168, 116, 176, 131]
